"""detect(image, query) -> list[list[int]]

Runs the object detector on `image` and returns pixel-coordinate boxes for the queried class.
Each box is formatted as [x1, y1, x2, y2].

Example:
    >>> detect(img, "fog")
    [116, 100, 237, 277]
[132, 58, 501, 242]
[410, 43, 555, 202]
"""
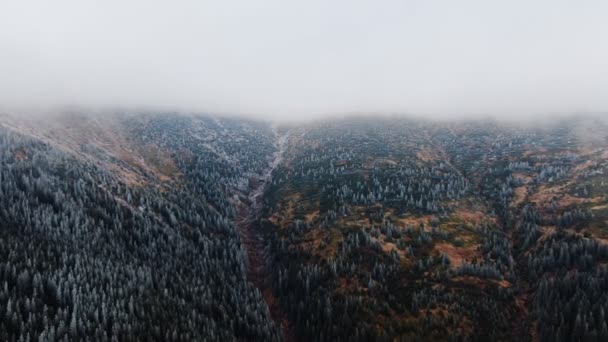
[1, 1, 607, 122]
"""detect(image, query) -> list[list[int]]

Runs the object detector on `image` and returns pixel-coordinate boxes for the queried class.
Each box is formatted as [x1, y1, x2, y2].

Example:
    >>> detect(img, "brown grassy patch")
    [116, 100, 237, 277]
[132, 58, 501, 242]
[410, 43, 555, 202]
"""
[573, 159, 596, 174]
[523, 147, 548, 158]
[362, 158, 398, 169]
[383, 209, 395, 219]
[305, 210, 320, 224]
[513, 172, 534, 184]
[452, 209, 492, 225]
[14, 150, 27, 161]
[497, 279, 513, 288]
[11, 113, 180, 186]
[451, 276, 487, 287]
[111, 144, 180, 186]
[334, 159, 347, 167]
[138, 144, 180, 181]
[451, 276, 511, 289]
[512, 186, 528, 207]
[537, 226, 557, 243]
[530, 184, 603, 211]
[398, 215, 432, 229]
[529, 185, 562, 204]
[528, 159, 605, 211]
[435, 242, 480, 268]
[559, 195, 602, 208]
[303, 229, 342, 259]
[373, 238, 407, 261]
[273, 193, 302, 229]
[108, 164, 145, 187]
[416, 147, 441, 162]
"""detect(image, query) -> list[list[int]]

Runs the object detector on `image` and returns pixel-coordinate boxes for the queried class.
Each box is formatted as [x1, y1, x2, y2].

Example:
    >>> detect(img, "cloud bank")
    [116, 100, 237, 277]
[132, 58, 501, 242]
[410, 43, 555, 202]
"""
[1, 0, 607, 121]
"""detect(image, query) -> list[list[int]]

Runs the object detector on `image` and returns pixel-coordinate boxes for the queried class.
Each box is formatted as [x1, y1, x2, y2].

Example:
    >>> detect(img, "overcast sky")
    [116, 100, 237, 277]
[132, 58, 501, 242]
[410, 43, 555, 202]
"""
[1, 1, 607, 121]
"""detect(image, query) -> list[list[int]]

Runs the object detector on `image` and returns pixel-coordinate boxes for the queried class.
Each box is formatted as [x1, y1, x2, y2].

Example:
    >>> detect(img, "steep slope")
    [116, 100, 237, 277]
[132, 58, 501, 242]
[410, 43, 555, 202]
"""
[259, 116, 608, 341]
[234, 128, 296, 341]
[1, 112, 607, 341]
[0, 112, 281, 341]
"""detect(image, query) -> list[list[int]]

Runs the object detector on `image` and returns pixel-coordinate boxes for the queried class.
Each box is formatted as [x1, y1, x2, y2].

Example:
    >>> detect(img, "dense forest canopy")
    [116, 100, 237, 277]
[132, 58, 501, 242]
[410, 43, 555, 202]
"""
[0, 112, 607, 341]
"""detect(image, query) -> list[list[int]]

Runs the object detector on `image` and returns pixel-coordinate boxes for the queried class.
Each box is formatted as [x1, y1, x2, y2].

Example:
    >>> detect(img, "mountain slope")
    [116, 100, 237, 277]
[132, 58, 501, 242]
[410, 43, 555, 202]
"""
[0, 112, 281, 341]
[1, 113, 607, 341]
[259, 116, 608, 341]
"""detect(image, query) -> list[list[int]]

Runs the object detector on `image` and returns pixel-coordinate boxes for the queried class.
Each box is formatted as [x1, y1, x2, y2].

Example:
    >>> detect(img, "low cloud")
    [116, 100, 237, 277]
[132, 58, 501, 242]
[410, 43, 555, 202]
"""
[1, 1, 607, 121]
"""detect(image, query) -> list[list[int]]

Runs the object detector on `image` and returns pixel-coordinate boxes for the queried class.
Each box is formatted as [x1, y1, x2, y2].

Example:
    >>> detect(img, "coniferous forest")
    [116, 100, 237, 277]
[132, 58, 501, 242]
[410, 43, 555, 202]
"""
[0, 112, 607, 341]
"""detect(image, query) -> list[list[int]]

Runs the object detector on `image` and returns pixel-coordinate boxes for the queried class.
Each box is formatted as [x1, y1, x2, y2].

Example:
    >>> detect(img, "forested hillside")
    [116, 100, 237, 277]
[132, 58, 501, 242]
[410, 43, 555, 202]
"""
[1, 113, 607, 341]
[261, 116, 608, 341]
[0, 113, 281, 341]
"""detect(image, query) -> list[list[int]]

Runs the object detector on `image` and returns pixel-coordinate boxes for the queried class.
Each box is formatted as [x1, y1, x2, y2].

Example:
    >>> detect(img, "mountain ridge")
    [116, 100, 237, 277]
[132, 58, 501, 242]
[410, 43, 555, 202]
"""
[0, 112, 607, 341]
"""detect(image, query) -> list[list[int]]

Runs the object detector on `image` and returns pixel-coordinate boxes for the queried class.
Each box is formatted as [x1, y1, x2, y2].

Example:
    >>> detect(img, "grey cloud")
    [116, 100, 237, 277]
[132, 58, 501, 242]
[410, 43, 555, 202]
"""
[1, 0, 607, 121]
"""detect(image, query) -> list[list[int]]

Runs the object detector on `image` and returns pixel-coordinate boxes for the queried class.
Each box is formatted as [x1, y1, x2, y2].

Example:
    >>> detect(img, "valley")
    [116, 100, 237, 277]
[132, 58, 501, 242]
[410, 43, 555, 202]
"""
[0, 112, 607, 341]
[2, 2, 606, 341]
[235, 127, 295, 341]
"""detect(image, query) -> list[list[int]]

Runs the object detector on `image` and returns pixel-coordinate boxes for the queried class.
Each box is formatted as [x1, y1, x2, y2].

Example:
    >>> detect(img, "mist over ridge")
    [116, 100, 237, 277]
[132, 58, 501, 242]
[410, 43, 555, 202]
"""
[2, 1, 608, 121]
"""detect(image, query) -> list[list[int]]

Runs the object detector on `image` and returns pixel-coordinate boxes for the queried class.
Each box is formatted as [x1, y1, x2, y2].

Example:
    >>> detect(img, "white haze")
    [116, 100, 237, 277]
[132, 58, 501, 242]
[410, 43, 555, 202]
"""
[1, 0, 607, 122]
